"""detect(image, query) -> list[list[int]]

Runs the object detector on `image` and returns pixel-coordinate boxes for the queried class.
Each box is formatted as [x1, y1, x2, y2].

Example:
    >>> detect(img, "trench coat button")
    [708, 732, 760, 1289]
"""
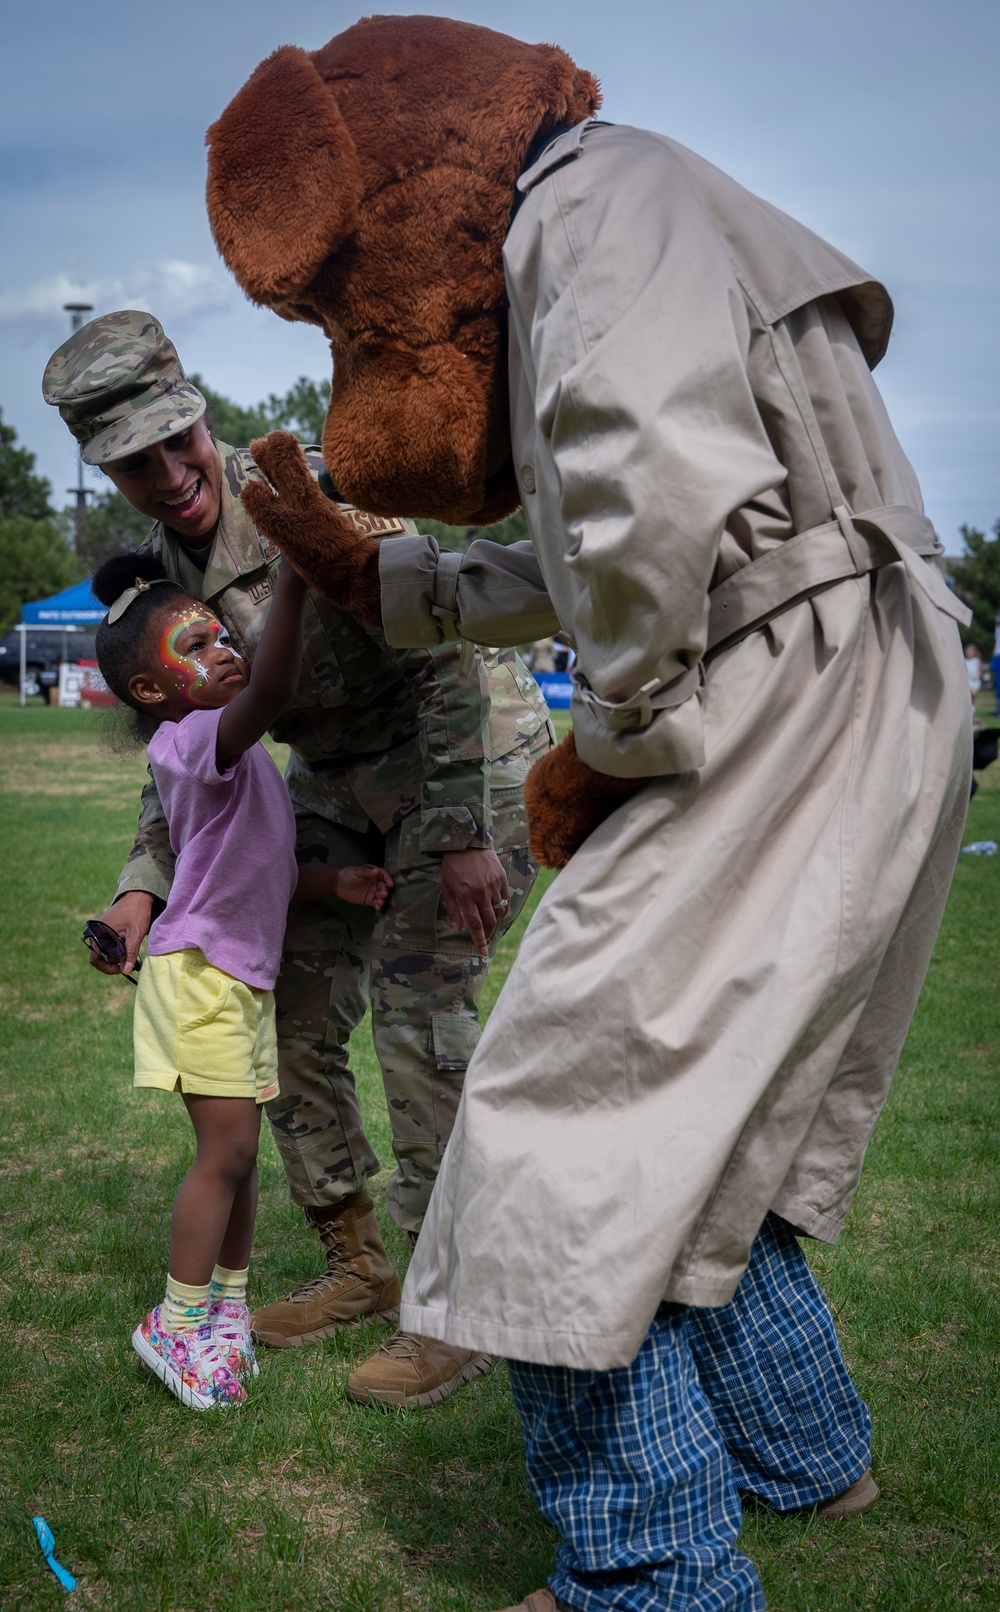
[520, 464, 536, 493]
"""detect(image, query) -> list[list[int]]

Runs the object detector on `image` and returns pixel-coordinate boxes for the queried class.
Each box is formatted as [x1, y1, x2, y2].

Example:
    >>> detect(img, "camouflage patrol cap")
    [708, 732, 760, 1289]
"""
[42, 310, 206, 466]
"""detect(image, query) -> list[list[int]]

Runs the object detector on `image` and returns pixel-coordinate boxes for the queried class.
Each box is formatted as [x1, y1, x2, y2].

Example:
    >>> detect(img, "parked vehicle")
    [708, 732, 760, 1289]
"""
[0, 628, 98, 693]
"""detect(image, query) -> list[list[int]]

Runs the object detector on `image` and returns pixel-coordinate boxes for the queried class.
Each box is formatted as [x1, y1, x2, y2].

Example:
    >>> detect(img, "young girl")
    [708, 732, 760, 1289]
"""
[89, 551, 393, 1411]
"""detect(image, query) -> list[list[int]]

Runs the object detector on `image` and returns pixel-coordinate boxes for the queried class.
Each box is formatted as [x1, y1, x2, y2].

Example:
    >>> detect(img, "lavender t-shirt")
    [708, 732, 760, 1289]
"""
[146, 707, 296, 990]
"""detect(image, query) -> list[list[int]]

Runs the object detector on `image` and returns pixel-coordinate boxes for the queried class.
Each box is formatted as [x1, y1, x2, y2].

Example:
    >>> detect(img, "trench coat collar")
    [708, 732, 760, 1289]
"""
[515, 119, 601, 199]
[515, 121, 894, 369]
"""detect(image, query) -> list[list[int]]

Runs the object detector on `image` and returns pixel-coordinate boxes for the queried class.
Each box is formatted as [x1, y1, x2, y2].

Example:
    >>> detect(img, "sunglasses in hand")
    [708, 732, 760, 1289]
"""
[81, 919, 143, 984]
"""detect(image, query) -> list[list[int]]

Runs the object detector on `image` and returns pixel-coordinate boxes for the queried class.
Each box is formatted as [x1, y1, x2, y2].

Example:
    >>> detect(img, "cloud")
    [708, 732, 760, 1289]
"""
[0, 259, 236, 332]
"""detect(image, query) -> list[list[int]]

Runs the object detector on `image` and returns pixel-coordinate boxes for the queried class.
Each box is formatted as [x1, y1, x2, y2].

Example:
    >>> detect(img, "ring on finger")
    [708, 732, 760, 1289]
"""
[493, 897, 509, 911]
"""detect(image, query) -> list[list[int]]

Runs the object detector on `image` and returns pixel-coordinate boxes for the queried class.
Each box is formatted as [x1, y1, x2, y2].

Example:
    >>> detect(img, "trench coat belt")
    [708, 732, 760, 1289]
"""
[705, 502, 970, 658]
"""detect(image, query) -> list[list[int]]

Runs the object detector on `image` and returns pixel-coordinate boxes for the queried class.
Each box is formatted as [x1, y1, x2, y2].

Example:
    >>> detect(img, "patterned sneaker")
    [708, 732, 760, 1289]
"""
[209, 1298, 260, 1379]
[131, 1307, 247, 1411]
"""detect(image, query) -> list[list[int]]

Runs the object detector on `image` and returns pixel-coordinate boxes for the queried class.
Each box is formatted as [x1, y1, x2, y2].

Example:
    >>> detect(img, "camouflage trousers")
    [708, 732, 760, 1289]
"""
[265, 732, 548, 1233]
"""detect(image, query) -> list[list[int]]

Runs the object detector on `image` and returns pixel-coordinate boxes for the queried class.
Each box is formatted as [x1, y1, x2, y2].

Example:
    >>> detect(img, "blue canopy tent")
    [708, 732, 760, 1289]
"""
[17, 578, 104, 704]
[21, 577, 104, 626]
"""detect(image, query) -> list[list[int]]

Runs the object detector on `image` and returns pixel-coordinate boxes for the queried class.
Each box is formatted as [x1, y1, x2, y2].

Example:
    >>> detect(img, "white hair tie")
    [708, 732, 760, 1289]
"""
[107, 576, 173, 625]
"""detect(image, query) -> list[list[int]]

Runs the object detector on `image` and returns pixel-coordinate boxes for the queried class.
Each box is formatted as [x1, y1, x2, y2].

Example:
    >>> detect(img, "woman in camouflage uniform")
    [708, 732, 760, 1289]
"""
[44, 310, 554, 1408]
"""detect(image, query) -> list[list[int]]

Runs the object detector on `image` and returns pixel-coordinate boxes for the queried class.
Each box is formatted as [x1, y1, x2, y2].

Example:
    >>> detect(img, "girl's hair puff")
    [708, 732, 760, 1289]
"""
[92, 553, 196, 746]
[92, 551, 191, 707]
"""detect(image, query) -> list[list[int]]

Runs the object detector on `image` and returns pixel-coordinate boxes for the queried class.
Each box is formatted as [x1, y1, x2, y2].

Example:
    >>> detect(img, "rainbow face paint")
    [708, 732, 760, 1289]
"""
[157, 610, 243, 708]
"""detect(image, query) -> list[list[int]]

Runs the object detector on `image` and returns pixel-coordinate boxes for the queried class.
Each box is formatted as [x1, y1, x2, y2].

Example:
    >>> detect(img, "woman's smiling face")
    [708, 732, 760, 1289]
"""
[103, 418, 223, 543]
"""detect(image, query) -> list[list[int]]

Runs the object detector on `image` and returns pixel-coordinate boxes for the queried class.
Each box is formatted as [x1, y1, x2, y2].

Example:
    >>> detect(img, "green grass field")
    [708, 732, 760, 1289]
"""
[0, 697, 997, 1610]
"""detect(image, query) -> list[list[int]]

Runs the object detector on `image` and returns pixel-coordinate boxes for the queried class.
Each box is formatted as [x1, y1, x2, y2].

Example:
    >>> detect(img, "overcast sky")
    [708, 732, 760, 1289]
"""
[2, 0, 997, 552]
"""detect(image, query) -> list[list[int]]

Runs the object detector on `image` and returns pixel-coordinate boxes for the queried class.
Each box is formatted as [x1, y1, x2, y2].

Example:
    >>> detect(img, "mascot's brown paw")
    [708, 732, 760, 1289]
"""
[525, 732, 643, 869]
[242, 431, 383, 630]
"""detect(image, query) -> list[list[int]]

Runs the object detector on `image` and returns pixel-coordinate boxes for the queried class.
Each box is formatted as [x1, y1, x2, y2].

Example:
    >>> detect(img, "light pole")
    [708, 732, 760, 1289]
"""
[63, 302, 94, 553]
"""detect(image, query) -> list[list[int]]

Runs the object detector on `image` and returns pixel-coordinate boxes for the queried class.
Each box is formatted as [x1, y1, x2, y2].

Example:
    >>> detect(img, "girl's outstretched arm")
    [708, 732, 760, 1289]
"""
[216, 560, 307, 767]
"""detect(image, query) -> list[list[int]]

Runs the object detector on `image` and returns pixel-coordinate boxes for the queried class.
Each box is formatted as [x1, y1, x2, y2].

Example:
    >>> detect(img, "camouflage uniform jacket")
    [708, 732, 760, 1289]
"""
[117, 441, 548, 904]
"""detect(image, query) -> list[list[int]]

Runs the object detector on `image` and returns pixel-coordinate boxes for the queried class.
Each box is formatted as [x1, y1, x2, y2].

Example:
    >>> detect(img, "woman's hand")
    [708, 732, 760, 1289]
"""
[86, 891, 154, 976]
[441, 849, 511, 958]
[242, 432, 383, 628]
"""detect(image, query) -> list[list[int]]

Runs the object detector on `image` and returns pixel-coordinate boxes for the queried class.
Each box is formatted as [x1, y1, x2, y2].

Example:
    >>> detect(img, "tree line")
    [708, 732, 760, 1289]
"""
[947, 523, 1000, 653]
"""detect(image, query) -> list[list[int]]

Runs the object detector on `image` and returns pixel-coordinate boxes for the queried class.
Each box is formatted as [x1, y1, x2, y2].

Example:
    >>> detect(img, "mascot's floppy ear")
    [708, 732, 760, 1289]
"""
[206, 46, 362, 305]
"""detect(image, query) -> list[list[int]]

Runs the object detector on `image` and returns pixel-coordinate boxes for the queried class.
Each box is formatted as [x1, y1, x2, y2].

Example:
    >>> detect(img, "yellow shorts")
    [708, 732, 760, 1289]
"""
[133, 949, 279, 1103]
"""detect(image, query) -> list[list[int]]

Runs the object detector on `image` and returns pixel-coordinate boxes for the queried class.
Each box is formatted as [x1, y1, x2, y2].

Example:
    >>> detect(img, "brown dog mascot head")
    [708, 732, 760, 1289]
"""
[206, 13, 599, 524]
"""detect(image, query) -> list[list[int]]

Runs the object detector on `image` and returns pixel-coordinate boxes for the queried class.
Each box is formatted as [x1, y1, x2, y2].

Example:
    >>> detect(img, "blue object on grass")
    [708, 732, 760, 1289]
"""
[961, 840, 998, 855]
[32, 1517, 76, 1593]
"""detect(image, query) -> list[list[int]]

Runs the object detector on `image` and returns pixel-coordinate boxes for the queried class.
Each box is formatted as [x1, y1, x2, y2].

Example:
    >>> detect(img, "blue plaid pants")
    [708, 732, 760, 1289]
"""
[507, 1214, 871, 1612]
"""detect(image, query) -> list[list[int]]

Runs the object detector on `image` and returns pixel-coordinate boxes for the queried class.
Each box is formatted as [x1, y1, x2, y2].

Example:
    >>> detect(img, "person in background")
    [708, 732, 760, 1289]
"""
[44, 311, 551, 1409]
[527, 637, 557, 675]
[551, 636, 573, 674]
[966, 640, 983, 710]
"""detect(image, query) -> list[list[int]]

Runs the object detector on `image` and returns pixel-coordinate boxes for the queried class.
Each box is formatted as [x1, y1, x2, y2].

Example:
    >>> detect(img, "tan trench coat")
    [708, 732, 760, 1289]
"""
[380, 122, 971, 1368]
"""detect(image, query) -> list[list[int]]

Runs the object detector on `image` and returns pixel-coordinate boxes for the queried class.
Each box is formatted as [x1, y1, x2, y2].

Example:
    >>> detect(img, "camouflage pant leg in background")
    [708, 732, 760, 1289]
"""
[266, 729, 549, 1223]
[374, 731, 549, 1233]
[265, 813, 382, 1207]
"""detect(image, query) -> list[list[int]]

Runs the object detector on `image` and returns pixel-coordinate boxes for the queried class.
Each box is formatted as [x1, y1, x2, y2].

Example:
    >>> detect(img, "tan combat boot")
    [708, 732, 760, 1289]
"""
[345, 1329, 492, 1407]
[815, 1466, 879, 1519]
[345, 1223, 491, 1407]
[494, 1593, 563, 1612]
[251, 1190, 401, 1348]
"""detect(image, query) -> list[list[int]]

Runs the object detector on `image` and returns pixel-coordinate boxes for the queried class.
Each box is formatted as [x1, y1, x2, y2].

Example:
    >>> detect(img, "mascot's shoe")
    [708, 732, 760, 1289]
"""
[815, 1467, 879, 1519]
[345, 1330, 492, 1408]
[251, 1190, 401, 1348]
[494, 1592, 566, 1612]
